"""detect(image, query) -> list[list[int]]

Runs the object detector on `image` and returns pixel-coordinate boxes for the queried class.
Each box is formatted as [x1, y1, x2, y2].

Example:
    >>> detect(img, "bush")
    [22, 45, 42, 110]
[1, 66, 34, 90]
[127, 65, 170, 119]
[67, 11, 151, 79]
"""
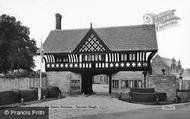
[130, 88, 155, 93]
[47, 86, 61, 98]
[129, 92, 167, 102]
[155, 92, 167, 101]
[0, 91, 20, 105]
[129, 92, 156, 102]
[119, 93, 131, 102]
[29, 87, 48, 99]
[19, 88, 38, 102]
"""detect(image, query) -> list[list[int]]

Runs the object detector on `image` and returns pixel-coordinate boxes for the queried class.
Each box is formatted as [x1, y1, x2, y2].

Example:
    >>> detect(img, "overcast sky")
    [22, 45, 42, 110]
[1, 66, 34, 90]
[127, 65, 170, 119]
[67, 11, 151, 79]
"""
[1, 0, 190, 70]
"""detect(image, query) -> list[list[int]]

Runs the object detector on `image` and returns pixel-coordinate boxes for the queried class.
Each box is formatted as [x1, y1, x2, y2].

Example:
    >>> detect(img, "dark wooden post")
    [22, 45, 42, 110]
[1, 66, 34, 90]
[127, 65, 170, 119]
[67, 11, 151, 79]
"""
[143, 71, 147, 88]
[89, 74, 93, 93]
[109, 74, 112, 94]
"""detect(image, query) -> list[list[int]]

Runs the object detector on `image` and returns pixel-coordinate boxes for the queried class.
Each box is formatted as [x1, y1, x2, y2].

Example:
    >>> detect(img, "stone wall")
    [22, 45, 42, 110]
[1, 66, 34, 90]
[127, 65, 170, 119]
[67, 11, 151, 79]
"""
[147, 75, 177, 101]
[46, 71, 81, 95]
[111, 71, 144, 93]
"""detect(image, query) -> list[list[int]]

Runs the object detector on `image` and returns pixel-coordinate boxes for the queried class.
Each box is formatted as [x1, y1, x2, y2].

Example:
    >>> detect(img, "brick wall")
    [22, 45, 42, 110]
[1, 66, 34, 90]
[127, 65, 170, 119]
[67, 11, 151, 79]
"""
[147, 75, 177, 101]
[46, 71, 81, 95]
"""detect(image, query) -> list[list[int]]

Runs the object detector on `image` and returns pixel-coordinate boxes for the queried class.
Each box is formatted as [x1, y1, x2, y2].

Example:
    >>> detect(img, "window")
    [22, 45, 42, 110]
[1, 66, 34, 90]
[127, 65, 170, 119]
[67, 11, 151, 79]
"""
[121, 80, 125, 88]
[133, 54, 136, 61]
[121, 54, 124, 61]
[138, 81, 142, 87]
[112, 80, 119, 88]
[98, 55, 102, 61]
[130, 80, 133, 88]
[129, 54, 132, 61]
[129, 53, 136, 61]
[95, 55, 98, 61]
[85, 55, 88, 61]
[92, 55, 94, 61]
[124, 54, 127, 61]
[70, 80, 80, 90]
[134, 80, 138, 88]
[88, 55, 91, 61]
[121, 80, 129, 88]
[125, 80, 129, 88]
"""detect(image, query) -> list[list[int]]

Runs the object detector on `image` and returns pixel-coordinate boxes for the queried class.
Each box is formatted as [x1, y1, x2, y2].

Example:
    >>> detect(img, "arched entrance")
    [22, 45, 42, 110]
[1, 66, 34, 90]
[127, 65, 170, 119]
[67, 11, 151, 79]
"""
[81, 72, 93, 94]
[81, 71, 113, 95]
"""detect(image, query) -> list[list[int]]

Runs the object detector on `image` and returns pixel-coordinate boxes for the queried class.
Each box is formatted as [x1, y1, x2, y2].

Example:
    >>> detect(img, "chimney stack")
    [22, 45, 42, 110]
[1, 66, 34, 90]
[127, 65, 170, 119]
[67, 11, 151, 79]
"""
[55, 13, 62, 30]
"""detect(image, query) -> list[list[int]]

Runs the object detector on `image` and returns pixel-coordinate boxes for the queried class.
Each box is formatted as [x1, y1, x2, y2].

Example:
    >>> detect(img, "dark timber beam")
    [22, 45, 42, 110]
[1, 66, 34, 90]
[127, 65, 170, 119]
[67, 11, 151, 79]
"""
[143, 71, 147, 88]
[109, 74, 112, 94]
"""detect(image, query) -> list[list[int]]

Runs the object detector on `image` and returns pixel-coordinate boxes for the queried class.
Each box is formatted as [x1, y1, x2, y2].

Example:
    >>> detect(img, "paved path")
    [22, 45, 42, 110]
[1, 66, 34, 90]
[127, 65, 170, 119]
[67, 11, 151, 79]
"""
[76, 103, 190, 119]
[27, 95, 153, 119]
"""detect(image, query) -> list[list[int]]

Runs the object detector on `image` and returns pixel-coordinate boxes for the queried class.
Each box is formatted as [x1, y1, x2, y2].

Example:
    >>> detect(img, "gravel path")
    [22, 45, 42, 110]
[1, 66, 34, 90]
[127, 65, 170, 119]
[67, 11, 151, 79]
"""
[27, 95, 152, 119]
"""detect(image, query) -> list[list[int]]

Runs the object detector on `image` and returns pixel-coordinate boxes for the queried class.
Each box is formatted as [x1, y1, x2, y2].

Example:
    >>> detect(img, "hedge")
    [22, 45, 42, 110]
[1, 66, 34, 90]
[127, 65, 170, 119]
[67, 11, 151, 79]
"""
[19, 88, 38, 102]
[29, 87, 48, 99]
[129, 92, 156, 102]
[0, 85, 61, 105]
[47, 86, 61, 98]
[0, 91, 20, 105]
[129, 92, 167, 102]
[155, 92, 167, 101]
[130, 88, 155, 93]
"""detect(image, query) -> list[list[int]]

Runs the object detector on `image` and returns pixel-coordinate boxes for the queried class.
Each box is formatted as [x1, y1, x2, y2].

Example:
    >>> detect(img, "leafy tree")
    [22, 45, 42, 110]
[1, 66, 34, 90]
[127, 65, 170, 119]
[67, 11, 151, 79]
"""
[0, 14, 38, 73]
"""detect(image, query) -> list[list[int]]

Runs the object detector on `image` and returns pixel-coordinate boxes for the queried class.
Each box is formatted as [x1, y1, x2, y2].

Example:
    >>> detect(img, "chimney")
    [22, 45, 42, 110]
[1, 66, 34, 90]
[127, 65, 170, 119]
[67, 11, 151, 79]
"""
[55, 13, 62, 30]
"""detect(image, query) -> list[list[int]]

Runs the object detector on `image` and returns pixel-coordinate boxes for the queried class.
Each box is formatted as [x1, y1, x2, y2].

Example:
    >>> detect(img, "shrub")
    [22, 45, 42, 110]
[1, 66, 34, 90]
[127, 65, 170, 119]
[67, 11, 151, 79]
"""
[130, 88, 155, 93]
[29, 87, 48, 99]
[129, 92, 156, 102]
[19, 88, 38, 102]
[155, 92, 167, 101]
[0, 91, 20, 105]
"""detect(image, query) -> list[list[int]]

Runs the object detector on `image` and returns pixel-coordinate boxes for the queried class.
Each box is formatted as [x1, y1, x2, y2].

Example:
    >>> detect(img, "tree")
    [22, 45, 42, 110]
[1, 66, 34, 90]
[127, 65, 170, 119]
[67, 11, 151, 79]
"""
[0, 14, 38, 73]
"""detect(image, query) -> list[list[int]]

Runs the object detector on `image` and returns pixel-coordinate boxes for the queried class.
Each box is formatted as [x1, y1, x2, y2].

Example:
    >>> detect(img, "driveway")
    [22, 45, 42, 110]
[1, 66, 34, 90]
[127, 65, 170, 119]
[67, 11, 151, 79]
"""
[27, 95, 153, 119]
[76, 103, 190, 119]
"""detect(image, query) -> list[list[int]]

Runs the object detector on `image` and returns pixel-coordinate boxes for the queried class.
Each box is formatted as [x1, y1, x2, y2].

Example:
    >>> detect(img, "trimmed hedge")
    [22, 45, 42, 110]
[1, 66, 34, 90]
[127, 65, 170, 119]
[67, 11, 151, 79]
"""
[29, 87, 48, 99]
[129, 92, 167, 102]
[0, 91, 20, 105]
[19, 88, 38, 102]
[130, 88, 155, 93]
[0, 86, 61, 105]
[155, 92, 167, 101]
[129, 92, 156, 102]
[47, 86, 61, 98]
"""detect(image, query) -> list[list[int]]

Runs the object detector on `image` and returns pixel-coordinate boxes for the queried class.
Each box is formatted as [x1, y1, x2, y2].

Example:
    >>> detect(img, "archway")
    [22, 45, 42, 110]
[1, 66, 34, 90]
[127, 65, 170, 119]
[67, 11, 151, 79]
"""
[80, 71, 113, 95]
[81, 72, 93, 94]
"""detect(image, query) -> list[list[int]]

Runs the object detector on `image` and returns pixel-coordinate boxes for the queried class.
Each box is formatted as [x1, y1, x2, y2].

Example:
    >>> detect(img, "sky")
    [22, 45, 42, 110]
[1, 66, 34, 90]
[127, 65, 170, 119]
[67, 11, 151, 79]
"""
[0, 0, 190, 70]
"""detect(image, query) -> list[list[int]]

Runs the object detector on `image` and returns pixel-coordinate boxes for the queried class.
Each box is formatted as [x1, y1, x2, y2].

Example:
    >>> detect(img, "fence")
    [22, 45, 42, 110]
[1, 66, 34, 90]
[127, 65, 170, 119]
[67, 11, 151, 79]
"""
[0, 77, 47, 91]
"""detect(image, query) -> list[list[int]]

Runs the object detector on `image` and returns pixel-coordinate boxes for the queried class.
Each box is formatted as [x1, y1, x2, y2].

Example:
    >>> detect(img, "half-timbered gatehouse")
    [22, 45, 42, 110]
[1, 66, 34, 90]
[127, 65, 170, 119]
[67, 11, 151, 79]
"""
[42, 13, 158, 94]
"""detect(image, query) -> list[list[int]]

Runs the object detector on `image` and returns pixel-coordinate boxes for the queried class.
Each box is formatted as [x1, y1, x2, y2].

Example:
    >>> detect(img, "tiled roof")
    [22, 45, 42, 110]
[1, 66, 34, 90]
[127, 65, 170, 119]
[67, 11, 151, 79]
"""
[153, 55, 177, 67]
[43, 24, 158, 53]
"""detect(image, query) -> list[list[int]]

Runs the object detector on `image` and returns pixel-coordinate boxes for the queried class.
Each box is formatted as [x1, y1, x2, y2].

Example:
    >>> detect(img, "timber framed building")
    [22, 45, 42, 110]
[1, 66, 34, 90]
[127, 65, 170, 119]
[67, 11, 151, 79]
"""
[42, 13, 158, 94]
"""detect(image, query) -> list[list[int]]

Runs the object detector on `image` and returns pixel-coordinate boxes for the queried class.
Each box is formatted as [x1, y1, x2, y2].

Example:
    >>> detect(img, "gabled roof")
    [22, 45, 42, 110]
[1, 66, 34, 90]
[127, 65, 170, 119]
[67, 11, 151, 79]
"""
[152, 55, 177, 68]
[43, 24, 158, 53]
[73, 29, 110, 53]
